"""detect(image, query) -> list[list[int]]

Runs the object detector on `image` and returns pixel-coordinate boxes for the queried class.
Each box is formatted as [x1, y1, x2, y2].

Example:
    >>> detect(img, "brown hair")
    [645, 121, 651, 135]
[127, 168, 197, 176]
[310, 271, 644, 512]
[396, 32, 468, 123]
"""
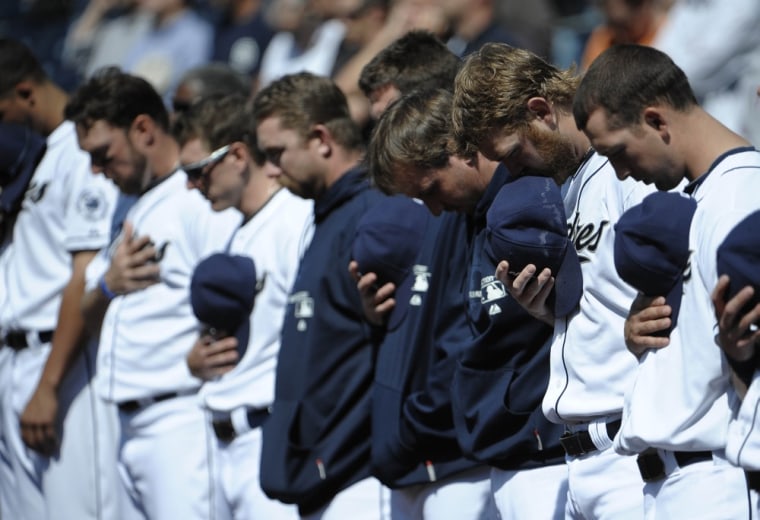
[172, 94, 265, 165]
[251, 72, 363, 151]
[368, 88, 468, 195]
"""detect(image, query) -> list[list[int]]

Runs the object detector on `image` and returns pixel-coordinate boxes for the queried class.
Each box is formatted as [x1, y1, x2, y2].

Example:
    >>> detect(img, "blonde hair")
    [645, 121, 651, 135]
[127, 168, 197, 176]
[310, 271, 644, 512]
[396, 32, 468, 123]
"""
[452, 43, 580, 149]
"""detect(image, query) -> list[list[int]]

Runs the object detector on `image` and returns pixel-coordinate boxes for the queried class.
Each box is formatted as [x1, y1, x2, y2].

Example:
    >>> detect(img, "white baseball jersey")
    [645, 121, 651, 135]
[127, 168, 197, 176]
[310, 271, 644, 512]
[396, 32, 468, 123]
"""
[198, 188, 313, 411]
[727, 370, 760, 470]
[0, 120, 118, 520]
[0, 120, 116, 331]
[615, 147, 760, 455]
[543, 152, 654, 423]
[85, 169, 240, 403]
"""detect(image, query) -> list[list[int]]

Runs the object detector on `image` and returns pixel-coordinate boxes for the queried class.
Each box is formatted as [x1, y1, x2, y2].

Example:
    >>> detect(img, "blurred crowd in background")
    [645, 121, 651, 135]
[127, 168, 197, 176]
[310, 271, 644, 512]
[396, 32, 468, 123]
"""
[1, 0, 759, 144]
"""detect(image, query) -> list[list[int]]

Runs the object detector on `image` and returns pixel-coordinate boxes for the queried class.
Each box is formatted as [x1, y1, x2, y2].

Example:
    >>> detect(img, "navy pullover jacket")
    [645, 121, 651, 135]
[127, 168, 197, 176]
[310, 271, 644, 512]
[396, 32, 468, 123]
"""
[260, 166, 385, 515]
[372, 208, 483, 488]
[452, 165, 566, 469]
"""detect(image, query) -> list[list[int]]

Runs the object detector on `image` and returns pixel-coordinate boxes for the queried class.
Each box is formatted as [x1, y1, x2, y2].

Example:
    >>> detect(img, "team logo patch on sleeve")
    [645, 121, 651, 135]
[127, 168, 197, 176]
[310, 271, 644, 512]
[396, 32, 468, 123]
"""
[76, 188, 109, 221]
[289, 291, 314, 331]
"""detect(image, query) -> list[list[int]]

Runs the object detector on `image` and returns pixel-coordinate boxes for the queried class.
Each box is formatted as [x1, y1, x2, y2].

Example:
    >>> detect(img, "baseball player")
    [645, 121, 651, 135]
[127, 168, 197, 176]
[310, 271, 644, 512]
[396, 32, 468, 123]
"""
[450, 42, 656, 518]
[712, 210, 760, 516]
[0, 39, 119, 520]
[65, 69, 240, 519]
[573, 43, 759, 518]
[368, 87, 569, 519]
[350, 31, 496, 519]
[173, 93, 312, 519]
[252, 72, 388, 519]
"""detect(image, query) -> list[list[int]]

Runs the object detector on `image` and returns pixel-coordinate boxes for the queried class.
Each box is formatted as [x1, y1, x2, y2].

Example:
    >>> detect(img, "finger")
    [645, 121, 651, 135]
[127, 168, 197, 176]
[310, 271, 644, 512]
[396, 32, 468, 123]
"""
[203, 337, 240, 356]
[373, 282, 397, 304]
[375, 298, 396, 316]
[129, 264, 161, 281]
[131, 244, 159, 266]
[736, 325, 760, 349]
[735, 300, 760, 338]
[495, 260, 512, 286]
[518, 267, 552, 303]
[511, 264, 538, 295]
[711, 275, 731, 318]
[41, 426, 58, 456]
[635, 316, 672, 336]
[121, 221, 134, 244]
[127, 234, 153, 255]
[636, 304, 673, 322]
[736, 296, 760, 328]
[357, 272, 379, 293]
[348, 261, 360, 281]
[724, 286, 756, 328]
[533, 275, 555, 307]
[205, 349, 240, 369]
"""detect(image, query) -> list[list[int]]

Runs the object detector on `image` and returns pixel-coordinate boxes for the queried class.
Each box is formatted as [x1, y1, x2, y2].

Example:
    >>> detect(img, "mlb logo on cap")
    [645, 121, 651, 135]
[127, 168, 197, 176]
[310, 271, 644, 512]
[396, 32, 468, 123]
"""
[486, 175, 583, 318]
[0, 122, 46, 216]
[190, 253, 258, 356]
[717, 210, 760, 320]
[351, 195, 429, 330]
[614, 191, 697, 336]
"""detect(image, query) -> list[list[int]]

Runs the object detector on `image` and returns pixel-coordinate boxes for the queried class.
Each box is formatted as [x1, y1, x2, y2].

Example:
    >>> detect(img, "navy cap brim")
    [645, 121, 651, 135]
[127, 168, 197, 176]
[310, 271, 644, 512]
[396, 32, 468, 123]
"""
[553, 241, 583, 318]
[386, 269, 414, 331]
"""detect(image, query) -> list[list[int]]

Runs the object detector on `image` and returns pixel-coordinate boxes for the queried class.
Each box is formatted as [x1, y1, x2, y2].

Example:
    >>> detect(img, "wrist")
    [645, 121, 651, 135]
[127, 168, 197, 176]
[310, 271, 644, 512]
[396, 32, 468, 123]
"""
[99, 276, 117, 301]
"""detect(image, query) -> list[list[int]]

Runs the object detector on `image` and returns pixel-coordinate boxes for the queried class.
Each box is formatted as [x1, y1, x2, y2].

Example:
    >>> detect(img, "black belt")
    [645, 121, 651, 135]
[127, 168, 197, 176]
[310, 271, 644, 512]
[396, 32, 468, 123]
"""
[1, 330, 54, 350]
[117, 392, 184, 413]
[560, 419, 622, 457]
[637, 449, 713, 482]
[746, 471, 760, 492]
[212, 408, 270, 443]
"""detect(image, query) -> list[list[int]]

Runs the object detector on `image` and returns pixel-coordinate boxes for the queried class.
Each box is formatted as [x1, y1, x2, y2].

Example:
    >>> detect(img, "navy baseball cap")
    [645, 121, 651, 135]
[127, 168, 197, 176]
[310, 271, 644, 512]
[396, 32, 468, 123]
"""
[190, 253, 258, 357]
[614, 191, 697, 337]
[717, 210, 760, 319]
[486, 175, 583, 318]
[352, 196, 428, 331]
[0, 122, 46, 215]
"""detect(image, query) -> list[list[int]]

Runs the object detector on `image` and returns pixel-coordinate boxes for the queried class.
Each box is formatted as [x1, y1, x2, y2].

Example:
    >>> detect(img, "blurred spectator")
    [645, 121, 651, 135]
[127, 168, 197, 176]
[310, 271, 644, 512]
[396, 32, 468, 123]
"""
[654, 0, 760, 143]
[441, 0, 523, 57]
[256, 0, 345, 89]
[171, 61, 251, 119]
[495, 0, 557, 58]
[121, 0, 213, 100]
[580, 0, 668, 69]
[0, 0, 83, 91]
[63, 0, 152, 80]
[332, 0, 448, 128]
[330, 0, 389, 76]
[210, 0, 275, 79]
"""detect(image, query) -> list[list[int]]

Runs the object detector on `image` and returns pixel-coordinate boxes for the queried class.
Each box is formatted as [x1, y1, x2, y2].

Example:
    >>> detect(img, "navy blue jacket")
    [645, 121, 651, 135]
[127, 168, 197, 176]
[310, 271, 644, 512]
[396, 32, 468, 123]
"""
[260, 167, 384, 515]
[452, 165, 566, 469]
[372, 209, 482, 488]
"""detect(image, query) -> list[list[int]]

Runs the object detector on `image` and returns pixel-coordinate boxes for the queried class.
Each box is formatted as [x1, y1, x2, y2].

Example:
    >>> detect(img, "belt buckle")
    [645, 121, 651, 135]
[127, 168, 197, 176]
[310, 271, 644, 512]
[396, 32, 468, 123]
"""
[559, 432, 586, 456]
[637, 451, 666, 483]
[212, 420, 236, 443]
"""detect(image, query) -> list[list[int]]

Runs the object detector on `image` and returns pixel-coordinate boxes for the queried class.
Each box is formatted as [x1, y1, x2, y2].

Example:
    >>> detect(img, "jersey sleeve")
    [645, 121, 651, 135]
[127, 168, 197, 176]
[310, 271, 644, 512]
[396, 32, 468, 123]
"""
[63, 155, 118, 253]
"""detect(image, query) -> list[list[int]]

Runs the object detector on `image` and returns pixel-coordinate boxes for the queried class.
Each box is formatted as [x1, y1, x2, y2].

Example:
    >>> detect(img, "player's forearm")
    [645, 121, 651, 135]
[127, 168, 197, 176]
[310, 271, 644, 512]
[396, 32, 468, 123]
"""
[39, 251, 96, 390]
[81, 285, 110, 339]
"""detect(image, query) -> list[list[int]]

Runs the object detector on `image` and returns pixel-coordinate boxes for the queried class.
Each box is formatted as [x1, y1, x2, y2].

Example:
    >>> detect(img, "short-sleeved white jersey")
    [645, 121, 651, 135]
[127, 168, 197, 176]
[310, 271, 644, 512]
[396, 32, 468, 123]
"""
[543, 153, 655, 424]
[198, 188, 313, 411]
[88, 170, 240, 403]
[0, 120, 116, 332]
[727, 369, 760, 470]
[615, 147, 760, 454]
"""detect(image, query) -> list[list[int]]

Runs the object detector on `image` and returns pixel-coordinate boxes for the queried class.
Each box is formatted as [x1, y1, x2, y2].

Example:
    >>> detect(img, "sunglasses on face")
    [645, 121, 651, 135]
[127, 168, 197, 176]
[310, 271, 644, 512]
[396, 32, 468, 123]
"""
[183, 145, 231, 182]
[89, 143, 113, 169]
